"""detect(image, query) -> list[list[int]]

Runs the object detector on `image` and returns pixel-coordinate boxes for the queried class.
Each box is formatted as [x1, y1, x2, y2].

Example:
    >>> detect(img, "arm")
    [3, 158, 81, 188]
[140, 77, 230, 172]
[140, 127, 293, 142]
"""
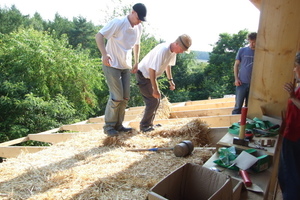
[95, 32, 111, 66]
[284, 81, 300, 109]
[165, 65, 175, 90]
[131, 44, 140, 73]
[149, 68, 161, 99]
[233, 60, 241, 86]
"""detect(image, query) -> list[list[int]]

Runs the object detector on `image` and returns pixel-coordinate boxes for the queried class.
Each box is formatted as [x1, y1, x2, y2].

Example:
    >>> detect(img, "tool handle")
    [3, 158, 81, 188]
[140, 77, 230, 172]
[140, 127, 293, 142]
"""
[126, 147, 173, 152]
[239, 170, 252, 187]
[150, 147, 173, 151]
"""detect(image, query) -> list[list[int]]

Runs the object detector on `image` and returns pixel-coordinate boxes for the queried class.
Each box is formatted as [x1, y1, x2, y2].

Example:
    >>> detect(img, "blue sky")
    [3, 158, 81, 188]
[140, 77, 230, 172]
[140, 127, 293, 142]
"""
[0, 0, 260, 51]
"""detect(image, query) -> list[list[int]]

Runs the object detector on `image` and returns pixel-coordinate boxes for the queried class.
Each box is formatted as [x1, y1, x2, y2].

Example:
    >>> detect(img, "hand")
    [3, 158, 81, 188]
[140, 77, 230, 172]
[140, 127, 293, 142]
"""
[131, 63, 138, 74]
[152, 89, 161, 99]
[102, 54, 112, 66]
[234, 79, 242, 86]
[284, 82, 295, 98]
[169, 81, 175, 90]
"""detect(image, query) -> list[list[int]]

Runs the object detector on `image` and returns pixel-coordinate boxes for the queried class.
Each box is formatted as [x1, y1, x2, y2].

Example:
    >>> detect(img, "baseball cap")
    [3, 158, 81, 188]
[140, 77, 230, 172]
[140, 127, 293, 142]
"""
[176, 34, 192, 53]
[133, 3, 147, 21]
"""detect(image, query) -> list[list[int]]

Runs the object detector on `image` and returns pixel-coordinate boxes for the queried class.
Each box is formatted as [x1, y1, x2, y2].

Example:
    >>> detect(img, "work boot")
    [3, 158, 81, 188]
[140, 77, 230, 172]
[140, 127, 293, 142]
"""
[117, 126, 132, 133]
[140, 126, 155, 133]
[104, 129, 119, 137]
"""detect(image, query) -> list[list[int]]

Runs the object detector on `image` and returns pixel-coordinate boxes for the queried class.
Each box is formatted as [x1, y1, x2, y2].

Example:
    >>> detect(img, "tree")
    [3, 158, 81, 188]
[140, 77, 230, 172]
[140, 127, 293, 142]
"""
[45, 13, 74, 38]
[0, 5, 26, 34]
[203, 30, 249, 98]
[68, 17, 97, 50]
[0, 28, 106, 142]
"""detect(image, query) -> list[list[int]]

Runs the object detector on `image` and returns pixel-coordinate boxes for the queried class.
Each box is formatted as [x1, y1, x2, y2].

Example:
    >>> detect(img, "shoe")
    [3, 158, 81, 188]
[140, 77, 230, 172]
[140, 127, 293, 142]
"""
[140, 126, 155, 133]
[117, 126, 132, 132]
[104, 129, 119, 137]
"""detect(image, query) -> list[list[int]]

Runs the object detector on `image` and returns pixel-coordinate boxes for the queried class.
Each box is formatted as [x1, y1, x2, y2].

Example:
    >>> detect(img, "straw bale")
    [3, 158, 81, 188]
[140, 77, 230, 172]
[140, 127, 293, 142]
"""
[0, 119, 213, 200]
[135, 97, 172, 121]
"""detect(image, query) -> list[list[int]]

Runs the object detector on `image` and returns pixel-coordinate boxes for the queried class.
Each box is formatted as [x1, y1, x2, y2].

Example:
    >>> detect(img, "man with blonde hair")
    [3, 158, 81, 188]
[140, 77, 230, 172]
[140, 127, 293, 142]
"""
[95, 3, 147, 136]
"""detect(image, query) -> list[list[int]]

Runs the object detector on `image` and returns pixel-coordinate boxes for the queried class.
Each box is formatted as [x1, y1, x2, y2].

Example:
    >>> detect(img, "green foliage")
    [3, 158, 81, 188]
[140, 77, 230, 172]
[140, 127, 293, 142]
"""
[160, 52, 210, 102]
[203, 30, 249, 98]
[0, 5, 26, 34]
[0, 28, 105, 142]
[0, 5, 252, 145]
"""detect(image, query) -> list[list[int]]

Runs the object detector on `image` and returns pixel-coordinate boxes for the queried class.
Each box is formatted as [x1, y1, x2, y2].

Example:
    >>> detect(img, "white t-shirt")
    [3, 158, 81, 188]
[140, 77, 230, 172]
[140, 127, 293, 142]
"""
[138, 43, 176, 78]
[99, 16, 142, 69]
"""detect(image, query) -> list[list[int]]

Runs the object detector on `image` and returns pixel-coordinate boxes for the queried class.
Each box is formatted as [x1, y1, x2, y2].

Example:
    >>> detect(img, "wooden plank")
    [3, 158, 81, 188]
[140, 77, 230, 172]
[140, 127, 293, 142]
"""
[217, 132, 277, 156]
[87, 116, 104, 123]
[171, 101, 235, 112]
[171, 102, 186, 107]
[207, 127, 228, 145]
[170, 107, 233, 118]
[28, 133, 78, 144]
[249, 0, 262, 10]
[59, 123, 103, 132]
[248, 0, 300, 119]
[0, 137, 29, 147]
[88, 114, 138, 123]
[66, 114, 240, 133]
[203, 152, 268, 199]
[127, 106, 145, 110]
[185, 97, 235, 106]
[265, 113, 284, 200]
[129, 115, 241, 130]
[123, 109, 143, 115]
[0, 146, 48, 158]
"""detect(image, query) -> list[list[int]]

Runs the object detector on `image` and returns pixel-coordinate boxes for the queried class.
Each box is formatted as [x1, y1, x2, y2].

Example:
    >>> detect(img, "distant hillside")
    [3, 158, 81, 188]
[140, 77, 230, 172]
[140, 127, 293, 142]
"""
[193, 51, 210, 61]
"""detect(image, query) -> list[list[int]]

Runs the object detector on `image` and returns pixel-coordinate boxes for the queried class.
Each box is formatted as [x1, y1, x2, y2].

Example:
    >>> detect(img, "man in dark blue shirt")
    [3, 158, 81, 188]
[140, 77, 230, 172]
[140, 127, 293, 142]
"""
[232, 32, 257, 114]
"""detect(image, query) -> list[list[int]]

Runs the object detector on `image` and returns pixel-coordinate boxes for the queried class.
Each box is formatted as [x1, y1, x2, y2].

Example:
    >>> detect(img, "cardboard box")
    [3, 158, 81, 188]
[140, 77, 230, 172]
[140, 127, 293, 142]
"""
[229, 148, 272, 173]
[148, 163, 242, 200]
[250, 154, 271, 172]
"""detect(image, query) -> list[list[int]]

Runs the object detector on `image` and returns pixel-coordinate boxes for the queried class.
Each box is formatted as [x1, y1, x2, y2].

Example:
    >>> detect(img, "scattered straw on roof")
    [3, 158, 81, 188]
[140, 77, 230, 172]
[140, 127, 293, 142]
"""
[0, 118, 214, 200]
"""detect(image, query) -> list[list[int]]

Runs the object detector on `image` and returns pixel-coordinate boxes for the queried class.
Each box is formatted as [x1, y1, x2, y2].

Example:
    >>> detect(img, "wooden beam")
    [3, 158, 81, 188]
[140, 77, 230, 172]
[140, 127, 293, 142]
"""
[87, 116, 105, 123]
[170, 107, 233, 118]
[208, 127, 229, 145]
[249, 0, 262, 10]
[171, 101, 234, 112]
[88, 114, 138, 123]
[28, 133, 78, 144]
[185, 97, 235, 106]
[248, 0, 300, 119]
[127, 106, 145, 110]
[0, 137, 29, 147]
[59, 123, 103, 132]
[0, 146, 48, 158]
[129, 115, 241, 130]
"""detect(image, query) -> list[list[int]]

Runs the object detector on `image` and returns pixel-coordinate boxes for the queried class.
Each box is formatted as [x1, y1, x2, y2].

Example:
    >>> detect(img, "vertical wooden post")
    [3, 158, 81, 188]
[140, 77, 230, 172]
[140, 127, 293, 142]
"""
[248, 0, 300, 119]
[249, 0, 262, 10]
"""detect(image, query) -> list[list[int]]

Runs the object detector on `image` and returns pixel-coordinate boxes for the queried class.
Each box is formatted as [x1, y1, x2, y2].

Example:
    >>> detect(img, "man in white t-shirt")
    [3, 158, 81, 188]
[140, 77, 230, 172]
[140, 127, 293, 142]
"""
[95, 3, 147, 136]
[136, 34, 192, 132]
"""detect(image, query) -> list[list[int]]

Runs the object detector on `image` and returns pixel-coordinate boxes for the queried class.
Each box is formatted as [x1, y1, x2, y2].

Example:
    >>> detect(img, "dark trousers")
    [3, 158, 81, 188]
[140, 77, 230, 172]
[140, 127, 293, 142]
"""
[136, 70, 160, 128]
[278, 138, 300, 200]
[232, 83, 250, 114]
